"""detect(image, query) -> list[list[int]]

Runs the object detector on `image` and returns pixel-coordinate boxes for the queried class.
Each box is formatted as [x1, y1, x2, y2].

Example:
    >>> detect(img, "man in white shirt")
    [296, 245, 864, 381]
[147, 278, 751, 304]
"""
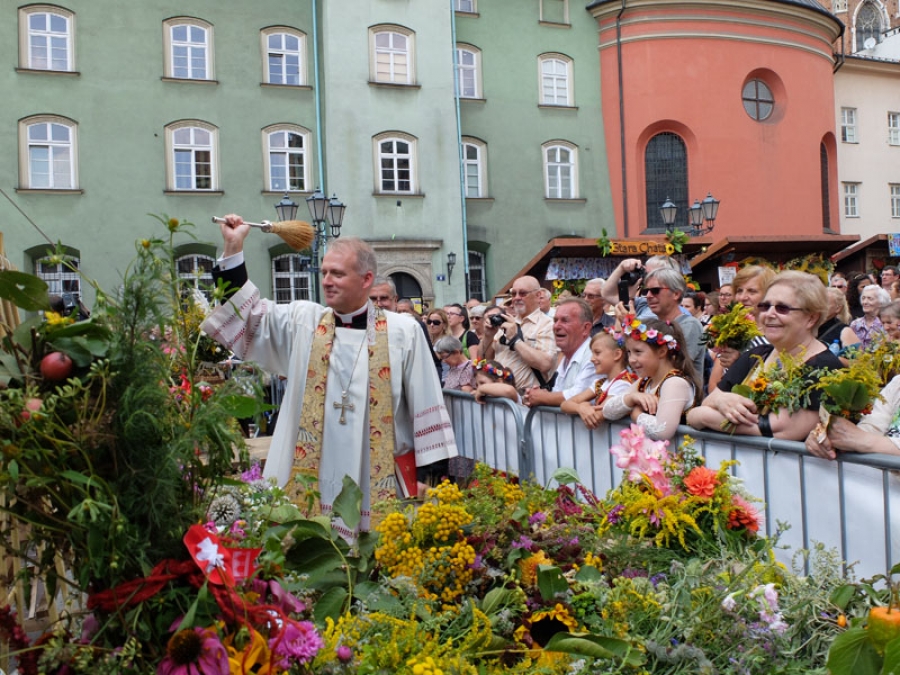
[524, 298, 598, 408]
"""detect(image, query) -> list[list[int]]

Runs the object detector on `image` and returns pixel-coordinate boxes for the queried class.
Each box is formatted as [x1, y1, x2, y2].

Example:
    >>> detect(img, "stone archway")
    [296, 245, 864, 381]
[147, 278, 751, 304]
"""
[369, 238, 441, 307]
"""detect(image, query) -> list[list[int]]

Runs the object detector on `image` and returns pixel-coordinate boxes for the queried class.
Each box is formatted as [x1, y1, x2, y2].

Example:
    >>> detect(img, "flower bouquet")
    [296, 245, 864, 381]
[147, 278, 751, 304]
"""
[702, 301, 762, 351]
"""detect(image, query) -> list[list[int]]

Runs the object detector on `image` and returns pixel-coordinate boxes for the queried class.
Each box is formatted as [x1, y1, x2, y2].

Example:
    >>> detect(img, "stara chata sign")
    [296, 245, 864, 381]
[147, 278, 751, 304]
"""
[607, 240, 676, 256]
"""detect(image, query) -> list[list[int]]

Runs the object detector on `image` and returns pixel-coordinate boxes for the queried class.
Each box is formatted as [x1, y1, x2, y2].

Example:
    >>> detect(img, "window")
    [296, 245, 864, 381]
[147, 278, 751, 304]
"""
[272, 253, 312, 302]
[820, 142, 831, 232]
[540, 0, 569, 24]
[456, 45, 482, 99]
[741, 79, 774, 121]
[461, 137, 487, 198]
[843, 183, 860, 217]
[841, 108, 858, 143]
[543, 141, 578, 199]
[468, 251, 486, 301]
[856, 1, 884, 50]
[375, 133, 416, 194]
[264, 125, 310, 193]
[176, 254, 215, 300]
[20, 116, 77, 189]
[163, 18, 213, 80]
[165, 121, 218, 191]
[834, 0, 847, 10]
[370, 26, 415, 85]
[262, 28, 305, 85]
[644, 132, 688, 232]
[890, 113, 900, 145]
[891, 185, 900, 218]
[456, 0, 476, 11]
[35, 255, 81, 301]
[539, 55, 573, 106]
[19, 6, 74, 71]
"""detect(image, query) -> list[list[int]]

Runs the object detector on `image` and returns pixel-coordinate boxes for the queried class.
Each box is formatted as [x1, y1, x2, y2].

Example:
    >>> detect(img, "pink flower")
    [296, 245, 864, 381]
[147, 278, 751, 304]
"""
[610, 425, 671, 494]
[157, 627, 229, 675]
[269, 620, 324, 668]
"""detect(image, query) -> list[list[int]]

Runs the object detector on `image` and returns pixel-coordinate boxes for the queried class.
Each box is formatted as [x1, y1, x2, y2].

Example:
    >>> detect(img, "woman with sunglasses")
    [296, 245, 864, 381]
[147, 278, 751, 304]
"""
[444, 303, 481, 362]
[686, 271, 842, 441]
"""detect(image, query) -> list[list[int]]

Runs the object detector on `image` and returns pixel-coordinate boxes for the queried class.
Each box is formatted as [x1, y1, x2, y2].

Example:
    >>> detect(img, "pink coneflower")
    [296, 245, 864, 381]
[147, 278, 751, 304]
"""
[157, 627, 229, 675]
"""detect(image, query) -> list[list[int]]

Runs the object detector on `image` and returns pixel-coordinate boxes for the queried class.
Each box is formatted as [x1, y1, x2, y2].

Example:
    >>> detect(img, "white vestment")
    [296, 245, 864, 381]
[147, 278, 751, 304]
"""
[201, 282, 458, 533]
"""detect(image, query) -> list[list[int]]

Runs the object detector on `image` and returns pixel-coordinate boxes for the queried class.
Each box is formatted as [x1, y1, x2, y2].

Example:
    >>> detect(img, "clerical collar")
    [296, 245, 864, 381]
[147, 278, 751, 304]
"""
[334, 303, 370, 329]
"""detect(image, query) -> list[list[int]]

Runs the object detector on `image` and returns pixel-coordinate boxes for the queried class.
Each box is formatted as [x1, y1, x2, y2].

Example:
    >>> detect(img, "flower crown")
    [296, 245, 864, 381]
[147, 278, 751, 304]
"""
[605, 329, 626, 348]
[473, 359, 515, 384]
[623, 315, 679, 352]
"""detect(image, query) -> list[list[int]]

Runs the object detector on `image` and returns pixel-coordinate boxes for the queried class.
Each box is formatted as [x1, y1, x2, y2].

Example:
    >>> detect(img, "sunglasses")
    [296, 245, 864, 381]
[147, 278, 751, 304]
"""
[638, 287, 667, 297]
[426, 319, 443, 326]
[756, 302, 805, 315]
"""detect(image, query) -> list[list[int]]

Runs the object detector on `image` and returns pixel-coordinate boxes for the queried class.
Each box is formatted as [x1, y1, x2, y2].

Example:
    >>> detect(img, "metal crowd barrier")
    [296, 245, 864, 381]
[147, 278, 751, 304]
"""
[444, 391, 900, 580]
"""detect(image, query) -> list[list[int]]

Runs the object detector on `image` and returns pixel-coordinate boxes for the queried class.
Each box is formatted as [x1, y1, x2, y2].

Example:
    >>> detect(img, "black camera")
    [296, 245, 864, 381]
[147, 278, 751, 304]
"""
[489, 313, 506, 328]
[617, 267, 645, 304]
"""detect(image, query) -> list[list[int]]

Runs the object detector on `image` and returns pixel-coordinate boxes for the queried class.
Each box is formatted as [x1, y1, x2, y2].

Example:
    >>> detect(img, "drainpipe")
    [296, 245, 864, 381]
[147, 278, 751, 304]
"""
[450, 1, 470, 296]
[616, 0, 629, 234]
[312, 0, 326, 195]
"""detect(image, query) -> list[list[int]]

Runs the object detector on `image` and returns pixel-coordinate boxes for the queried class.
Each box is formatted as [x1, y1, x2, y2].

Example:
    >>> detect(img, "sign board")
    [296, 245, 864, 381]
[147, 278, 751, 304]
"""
[718, 266, 737, 287]
[607, 240, 674, 256]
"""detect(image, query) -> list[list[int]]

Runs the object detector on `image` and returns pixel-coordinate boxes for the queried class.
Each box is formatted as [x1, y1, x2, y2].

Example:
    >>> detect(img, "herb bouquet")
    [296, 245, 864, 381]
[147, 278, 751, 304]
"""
[702, 302, 762, 352]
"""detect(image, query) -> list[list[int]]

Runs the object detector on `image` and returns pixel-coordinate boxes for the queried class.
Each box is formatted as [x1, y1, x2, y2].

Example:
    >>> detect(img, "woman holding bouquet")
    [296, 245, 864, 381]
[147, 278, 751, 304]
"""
[686, 271, 842, 440]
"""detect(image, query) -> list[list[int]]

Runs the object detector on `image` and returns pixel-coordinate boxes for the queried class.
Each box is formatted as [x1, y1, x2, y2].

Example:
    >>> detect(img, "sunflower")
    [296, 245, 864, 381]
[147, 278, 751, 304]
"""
[516, 603, 581, 648]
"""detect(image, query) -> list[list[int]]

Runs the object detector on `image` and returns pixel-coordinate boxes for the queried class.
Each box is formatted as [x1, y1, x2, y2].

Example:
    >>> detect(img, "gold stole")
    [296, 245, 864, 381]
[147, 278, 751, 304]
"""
[287, 307, 396, 526]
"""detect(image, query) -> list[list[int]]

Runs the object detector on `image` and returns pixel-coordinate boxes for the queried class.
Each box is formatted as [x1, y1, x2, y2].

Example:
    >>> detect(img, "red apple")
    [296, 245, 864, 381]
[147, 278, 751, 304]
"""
[40, 352, 73, 381]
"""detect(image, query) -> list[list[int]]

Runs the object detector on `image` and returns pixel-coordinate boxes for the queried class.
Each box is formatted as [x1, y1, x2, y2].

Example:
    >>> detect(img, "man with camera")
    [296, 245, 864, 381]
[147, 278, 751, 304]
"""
[600, 255, 681, 320]
[482, 276, 557, 393]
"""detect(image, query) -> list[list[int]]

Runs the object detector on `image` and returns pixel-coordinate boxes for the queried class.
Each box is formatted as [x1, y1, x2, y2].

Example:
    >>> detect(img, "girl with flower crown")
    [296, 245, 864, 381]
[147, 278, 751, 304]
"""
[602, 318, 700, 440]
[472, 359, 520, 404]
[560, 330, 635, 429]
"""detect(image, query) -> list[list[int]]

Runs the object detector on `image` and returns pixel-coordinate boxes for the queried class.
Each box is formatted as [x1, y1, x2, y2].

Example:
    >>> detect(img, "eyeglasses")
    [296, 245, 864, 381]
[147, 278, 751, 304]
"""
[470, 316, 483, 321]
[583, 293, 603, 300]
[509, 289, 536, 297]
[756, 302, 805, 315]
[445, 312, 463, 317]
[638, 287, 668, 297]
[426, 319, 443, 326]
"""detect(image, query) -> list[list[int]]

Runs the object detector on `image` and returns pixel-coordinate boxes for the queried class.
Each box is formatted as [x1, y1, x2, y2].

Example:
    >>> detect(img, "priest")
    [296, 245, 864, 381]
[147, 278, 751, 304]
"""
[202, 215, 458, 539]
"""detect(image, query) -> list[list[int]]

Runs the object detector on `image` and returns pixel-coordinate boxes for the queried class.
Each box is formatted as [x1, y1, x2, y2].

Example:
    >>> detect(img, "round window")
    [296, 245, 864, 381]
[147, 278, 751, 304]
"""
[742, 79, 774, 121]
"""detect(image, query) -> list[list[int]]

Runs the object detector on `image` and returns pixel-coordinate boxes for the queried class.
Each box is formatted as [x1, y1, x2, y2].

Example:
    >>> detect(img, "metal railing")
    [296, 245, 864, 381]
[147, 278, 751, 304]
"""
[443, 391, 900, 580]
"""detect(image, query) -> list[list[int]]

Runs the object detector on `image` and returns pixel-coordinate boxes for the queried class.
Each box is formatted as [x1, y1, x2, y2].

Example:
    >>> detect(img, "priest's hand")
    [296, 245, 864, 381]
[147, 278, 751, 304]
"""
[218, 214, 252, 257]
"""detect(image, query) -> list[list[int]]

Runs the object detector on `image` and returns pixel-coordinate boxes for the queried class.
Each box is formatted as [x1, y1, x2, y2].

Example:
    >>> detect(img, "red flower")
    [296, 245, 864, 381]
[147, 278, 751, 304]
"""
[727, 495, 760, 533]
[683, 466, 718, 498]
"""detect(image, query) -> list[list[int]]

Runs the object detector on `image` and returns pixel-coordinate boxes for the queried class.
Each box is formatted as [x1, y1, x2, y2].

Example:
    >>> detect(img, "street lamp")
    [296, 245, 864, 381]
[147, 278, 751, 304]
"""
[446, 252, 457, 284]
[688, 192, 720, 237]
[302, 187, 346, 303]
[659, 197, 677, 233]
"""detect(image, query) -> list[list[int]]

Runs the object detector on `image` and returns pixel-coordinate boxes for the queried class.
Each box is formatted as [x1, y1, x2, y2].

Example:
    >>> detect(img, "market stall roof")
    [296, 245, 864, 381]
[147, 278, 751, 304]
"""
[498, 235, 712, 294]
[830, 233, 889, 264]
[687, 234, 860, 269]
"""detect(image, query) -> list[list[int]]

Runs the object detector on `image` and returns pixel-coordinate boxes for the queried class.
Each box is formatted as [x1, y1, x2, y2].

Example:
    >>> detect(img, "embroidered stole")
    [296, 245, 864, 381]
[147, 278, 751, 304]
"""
[287, 306, 396, 525]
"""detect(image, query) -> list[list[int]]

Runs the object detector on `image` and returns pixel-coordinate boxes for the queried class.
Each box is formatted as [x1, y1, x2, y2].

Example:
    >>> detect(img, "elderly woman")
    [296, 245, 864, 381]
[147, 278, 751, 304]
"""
[817, 287, 860, 357]
[850, 284, 891, 350]
[806, 374, 900, 459]
[432, 335, 475, 392]
[686, 271, 842, 441]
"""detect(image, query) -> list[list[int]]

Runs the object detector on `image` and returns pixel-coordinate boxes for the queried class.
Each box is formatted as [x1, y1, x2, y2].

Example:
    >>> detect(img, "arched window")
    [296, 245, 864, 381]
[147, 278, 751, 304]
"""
[644, 132, 688, 232]
[20, 115, 78, 189]
[165, 121, 218, 191]
[34, 254, 81, 301]
[263, 124, 311, 192]
[176, 253, 215, 300]
[374, 132, 417, 194]
[19, 6, 75, 71]
[538, 54, 573, 106]
[163, 18, 214, 80]
[468, 251, 486, 301]
[542, 141, 578, 199]
[820, 142, 831, 232]
[856, 1, 884, 50]
[261, 27, 306, 85]
[272, 253, 312, 302]
[370, 25, 415, 85]
[461, 137, 487, 198]
[456, 45, 482, 99]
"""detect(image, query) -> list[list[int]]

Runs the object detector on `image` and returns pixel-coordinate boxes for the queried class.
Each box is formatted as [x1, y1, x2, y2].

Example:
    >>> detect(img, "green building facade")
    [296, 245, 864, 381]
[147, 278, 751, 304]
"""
[0, 0, 612, 308]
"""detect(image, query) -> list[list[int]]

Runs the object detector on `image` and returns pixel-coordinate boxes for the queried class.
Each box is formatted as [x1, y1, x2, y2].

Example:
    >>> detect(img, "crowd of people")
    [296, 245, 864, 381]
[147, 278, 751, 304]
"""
[378, 259, 900, 461]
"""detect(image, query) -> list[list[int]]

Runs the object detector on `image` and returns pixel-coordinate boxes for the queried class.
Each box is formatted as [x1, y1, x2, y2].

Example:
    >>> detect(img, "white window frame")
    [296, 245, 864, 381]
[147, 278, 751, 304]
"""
[176, 253, 215, 300]
[272, 253, 312, 302]
[456, 0, 477, 12]
[891, 184, 900, 218]
[889, 112, 900, 146]
[374, 132, 417, 195]
[19, 5, 75, 71]
[34, 254, 81, 301]
[461, 137, 487, 198]
[19, 115, 78, 190]
[843, 182, 860, 217]
[543, 141, 578, 199]
[370, 25, 415, 85]
[261, 27, 306, 86]
[540, 0, 570, 24]
[263, 124, 311, 193]
[456, 45, 482, 99]
[165, 121, 218, 191]
[834, 0, 848, 11]
[163, 17, 214, 80]
[841, 107, 858, 143]
[539, 54, 573, 106]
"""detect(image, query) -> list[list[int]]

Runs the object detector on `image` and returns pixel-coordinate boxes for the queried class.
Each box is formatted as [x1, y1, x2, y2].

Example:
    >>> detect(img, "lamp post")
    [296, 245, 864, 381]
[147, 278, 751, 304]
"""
[659, 197, 678, 233]
[688, 192, 720, 237]
[446, 252, 457, 284]
[301, 187, 347, 304]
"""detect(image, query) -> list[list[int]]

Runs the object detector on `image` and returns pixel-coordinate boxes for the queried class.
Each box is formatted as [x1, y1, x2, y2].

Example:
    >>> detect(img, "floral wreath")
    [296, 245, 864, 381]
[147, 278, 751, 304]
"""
[473, 359, 515, 384]
[623, 315, 679, 352]
[606, 329, 626, 348]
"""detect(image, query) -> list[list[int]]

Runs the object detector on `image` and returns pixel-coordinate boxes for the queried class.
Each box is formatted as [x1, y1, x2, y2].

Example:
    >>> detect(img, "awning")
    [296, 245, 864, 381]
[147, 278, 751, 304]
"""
[687, 234, 860, 269]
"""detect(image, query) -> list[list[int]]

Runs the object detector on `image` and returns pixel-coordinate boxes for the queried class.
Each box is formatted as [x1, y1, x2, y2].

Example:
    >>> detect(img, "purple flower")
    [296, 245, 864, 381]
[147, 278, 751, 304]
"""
[241, 462, 264, 482]
[269, 620, 324, 668]
[336, 645, 353, 663]
[528, 512, 547, 526]
[511, 536, 534, 549]
[606, 504, 624, 524]
[157, 627, 229, 675]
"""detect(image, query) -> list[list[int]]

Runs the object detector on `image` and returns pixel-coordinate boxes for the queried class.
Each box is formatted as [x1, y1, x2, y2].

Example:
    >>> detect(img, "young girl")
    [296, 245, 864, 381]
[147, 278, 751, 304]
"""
[472, 359, 520, 404]
[602, 318, 700, 440]
[560, 331, 635, 429]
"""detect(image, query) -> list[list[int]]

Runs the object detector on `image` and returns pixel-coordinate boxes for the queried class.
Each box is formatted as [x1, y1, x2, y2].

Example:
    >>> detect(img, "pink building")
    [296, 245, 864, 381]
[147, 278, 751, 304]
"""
[588, 0, 845, 240]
